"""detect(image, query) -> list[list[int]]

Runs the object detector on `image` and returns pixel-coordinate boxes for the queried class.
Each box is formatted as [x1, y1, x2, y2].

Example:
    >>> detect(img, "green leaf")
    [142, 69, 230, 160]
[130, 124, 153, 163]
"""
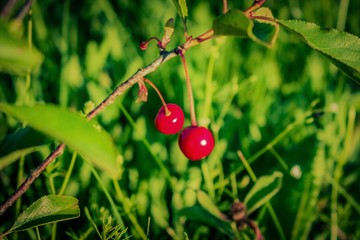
[213, 10, 250, 37]
[213, 8, 279, 48]
[244, 171, 283, 215]
[277, 20, 360, 83]
[178, 190, 233, 237]
[171, 0, 188, 23]
[252, 8, 279, 47]
[0, 127, 49, 170]
[197, 190, 225, 219]
[0, 21, 43, 75]
[8, 195, 80, 233]
[161, 18, 175, 48]
[0, 103, 122, 178]
[179, 205, 233, 237]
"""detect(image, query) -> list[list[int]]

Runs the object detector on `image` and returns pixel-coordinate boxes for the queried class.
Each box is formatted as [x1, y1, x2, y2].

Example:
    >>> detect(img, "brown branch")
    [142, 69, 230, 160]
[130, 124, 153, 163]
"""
[0, 144, 66, 215]
[0, 29, 214, 216]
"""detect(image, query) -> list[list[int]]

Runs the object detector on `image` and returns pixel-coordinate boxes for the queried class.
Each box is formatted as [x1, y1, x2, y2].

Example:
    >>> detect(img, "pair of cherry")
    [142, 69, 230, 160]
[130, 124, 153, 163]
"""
[140, 32, 214, 161]
[154, 103, 214, 161]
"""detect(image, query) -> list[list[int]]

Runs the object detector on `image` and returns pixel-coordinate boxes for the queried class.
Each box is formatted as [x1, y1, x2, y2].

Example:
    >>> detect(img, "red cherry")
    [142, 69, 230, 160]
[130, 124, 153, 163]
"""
[178, 126, 215, 160]
[154, 103, 184, 134]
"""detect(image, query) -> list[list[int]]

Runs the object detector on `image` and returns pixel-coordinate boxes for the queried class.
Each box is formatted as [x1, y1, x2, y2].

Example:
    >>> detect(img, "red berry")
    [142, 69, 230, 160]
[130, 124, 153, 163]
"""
[178, 126, 215, 160]
[154, 103, 184, 134]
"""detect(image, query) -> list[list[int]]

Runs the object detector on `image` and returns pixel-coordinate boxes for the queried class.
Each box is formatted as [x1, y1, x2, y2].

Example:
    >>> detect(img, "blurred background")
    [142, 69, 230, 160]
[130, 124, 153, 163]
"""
[0, 0, 359, 239]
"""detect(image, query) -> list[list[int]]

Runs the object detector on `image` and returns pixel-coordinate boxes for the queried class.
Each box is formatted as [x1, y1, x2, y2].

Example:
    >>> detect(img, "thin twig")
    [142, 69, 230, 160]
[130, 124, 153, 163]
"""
[0, 28, 214, 216]
[86, 51, 177, 120]
[0, 144, 66, 215]
[244, 0, 266, 15]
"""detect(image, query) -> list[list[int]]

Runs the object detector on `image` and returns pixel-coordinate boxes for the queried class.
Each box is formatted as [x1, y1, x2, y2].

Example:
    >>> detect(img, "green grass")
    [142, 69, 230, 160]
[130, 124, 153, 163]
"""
[0, 0, 360, 239]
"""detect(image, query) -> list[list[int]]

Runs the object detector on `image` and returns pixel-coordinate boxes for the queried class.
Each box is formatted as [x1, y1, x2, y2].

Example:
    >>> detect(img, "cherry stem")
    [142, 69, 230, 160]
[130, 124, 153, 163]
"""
[222, 0, 228, 14]
[179, 51, 197, 126]
[143, 78, 171, 116]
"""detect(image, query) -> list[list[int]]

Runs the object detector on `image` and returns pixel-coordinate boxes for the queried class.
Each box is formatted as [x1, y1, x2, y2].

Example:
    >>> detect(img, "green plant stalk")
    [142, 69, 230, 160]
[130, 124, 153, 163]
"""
[90, 167, 125, 227]
[230, 172, 238, 199]
[269, 148, 289, 171]
[51, 223, 57, 240]
[237, 150, 286, 240]
[214, 76, 238, 131]
[265, 203, 286, 240]
[201, 160, 215, 199]
[291, 175, 312, 239]
[232, 116, 307, 177]
[117, 102, 174, 187]
[35, 226, 41, 240]
[59, 0, 70, 107]
[336, 0, 350, 31]
[48, 175, 56, 194]
[113, 180, 147, 239]
[50, 151, 77, 240]
[237, 150, 257, 182]
[146, 217, 151, 240]
[58, 151, 77, 195]
[326, 174, 360, 213]
[202, 51, 215, 122]
[84, 207, 101, 238]
[331, 107, 355, 240]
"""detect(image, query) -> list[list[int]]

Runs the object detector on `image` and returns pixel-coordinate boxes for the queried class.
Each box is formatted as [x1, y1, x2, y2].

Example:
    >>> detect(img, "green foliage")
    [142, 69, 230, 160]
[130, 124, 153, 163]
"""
[278, 19, 360, 83]
[83, 205, 130, 240]
[0, 127, 49, 170]
[244, 171, 283, 215]
[171, 0, 188, 25]
[0, 104, 122, 178]
[6, 195, 79, 234]
[0, 21, 43, 74]
[213, 8, 279, 47]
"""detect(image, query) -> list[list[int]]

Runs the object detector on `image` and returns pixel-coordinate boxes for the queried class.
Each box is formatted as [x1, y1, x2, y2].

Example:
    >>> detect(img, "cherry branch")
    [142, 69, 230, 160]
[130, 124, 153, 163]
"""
[0, 28, 215, 216]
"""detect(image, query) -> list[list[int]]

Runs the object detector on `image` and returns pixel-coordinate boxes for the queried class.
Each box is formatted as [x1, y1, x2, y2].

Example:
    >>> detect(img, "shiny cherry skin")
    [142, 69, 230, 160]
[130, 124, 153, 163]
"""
[154, 103, 184, 134]
[178, 126, 215, 160]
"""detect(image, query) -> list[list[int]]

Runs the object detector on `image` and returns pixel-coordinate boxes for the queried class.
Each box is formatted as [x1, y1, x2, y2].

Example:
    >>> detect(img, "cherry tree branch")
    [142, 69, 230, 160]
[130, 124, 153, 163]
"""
[0, 29, 214, 216]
